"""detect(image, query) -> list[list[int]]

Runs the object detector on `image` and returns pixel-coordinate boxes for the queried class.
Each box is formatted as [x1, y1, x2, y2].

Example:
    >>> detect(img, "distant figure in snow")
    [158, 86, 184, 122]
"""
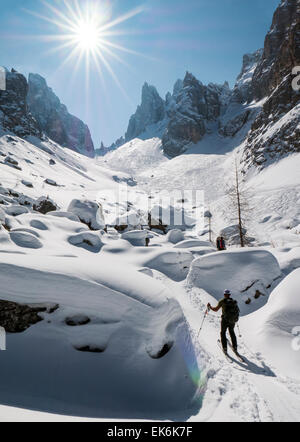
[216, 236, 226, 251]
[145, 237, 150, 247]
[207, 289, 240, 356]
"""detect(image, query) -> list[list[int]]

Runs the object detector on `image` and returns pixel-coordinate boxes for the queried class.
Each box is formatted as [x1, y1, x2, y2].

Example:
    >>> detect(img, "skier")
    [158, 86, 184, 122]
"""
[216, 236, 226, 251]
[207, 289, 240, 356]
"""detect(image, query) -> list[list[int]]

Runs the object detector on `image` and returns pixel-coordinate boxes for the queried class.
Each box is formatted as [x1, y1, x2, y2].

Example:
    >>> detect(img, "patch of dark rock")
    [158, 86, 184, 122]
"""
[5, 156, 18, 166]
[3, 161, 22, 171]
[245, 298, 252, 305]
[49, 159, 56, 165]
[34, 198, 57, 215]
[74, 345, 106, 353]
[26, 303, 59, 314]
[5, 136, 17, 143]
[114, 224, 128, 233]
[241, 280, 259, 293]
[9, 190, 20, 198]
[254, 290, 265, 299]
[149, 342, 174, 359]
[65, 315, 91, 326]
[0, 300, 56, 333]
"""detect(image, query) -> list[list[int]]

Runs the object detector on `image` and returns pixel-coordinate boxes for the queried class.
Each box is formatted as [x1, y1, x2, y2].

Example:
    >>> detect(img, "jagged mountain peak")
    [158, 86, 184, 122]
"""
[183, 71, 203, 88]
[27, 73, 95, 158]
[0, 69, 42, 138]
[125, 81, 165, 142]
[236, 49, 263, 85]
[173, 79, 183, 96]
[242, 0, 300, 170]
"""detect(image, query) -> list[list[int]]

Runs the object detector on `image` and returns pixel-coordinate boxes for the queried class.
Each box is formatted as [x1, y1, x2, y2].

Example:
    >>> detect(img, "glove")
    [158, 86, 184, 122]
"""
[207, 303, 211, 310]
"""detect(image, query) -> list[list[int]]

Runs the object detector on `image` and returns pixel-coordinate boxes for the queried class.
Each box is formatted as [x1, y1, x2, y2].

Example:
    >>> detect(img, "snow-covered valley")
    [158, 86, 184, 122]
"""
[0, 0, 300, 423]
[0, 128, 299, 421]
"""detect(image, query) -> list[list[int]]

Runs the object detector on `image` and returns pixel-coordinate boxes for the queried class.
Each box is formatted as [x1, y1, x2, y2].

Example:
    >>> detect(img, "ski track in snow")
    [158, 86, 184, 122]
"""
[150, 269, 300, 422]
[0, 133, 300, 421]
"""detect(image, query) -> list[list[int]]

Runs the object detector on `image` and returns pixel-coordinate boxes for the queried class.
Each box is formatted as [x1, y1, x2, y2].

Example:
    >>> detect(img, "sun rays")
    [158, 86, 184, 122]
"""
[25, 0, 146, 101]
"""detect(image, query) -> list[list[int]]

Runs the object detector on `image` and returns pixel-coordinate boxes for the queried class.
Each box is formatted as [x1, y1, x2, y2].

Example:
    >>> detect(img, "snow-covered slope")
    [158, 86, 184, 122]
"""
[0, 124, 300, 421]
[242, 268, 300, 380]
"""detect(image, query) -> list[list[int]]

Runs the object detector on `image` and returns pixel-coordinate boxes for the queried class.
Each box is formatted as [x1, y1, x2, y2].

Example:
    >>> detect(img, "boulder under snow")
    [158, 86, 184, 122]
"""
[68, 199, 105, 231]
[187, 248, 282, 314]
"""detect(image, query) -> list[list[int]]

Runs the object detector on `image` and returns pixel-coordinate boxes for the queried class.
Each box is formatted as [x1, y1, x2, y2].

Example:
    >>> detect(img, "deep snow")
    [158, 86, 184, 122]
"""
[0, 129, 299, 421]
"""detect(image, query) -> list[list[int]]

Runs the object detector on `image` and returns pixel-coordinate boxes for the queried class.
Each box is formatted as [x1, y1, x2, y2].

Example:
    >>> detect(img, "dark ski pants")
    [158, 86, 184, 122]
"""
[221, 318, 237, 352]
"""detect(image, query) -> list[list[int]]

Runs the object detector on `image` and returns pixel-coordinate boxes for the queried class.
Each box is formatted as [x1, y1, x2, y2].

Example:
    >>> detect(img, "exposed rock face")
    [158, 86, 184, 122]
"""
[251, 0, 300, 101]
[242, 0, 300, 170]
[162, 72, 231, 157]
[0, 69, 42, 138]
[125, 82, 165, 142]
[102, 0, 300, 166]
[0, 300, 58, 333]
[27, 74, 95, 158]
[232, 49, 263, 104]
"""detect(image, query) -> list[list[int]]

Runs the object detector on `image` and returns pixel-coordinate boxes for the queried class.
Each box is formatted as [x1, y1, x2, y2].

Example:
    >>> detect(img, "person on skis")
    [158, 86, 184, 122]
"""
[207, 289, 239, 356]
[216, 236, 226, 251]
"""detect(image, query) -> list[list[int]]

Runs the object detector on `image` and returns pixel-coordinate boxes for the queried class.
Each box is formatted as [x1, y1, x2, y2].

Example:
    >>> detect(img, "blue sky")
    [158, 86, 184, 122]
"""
[0, 0, 280, 147]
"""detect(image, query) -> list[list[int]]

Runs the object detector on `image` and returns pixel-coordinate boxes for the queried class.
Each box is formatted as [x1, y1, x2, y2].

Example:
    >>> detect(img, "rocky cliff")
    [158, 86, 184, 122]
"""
[27, 74, 95, 158]
[98, 0, 300, 167]
[242, 0, 300, 170]
[162, 72, 231, 156]
[0, 69, 42, 138]
[125, 82, 165, 142]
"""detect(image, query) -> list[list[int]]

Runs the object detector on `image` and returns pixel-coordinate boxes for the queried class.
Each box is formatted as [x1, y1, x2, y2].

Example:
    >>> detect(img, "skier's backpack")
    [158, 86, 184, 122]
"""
[223, 298, 240, 323]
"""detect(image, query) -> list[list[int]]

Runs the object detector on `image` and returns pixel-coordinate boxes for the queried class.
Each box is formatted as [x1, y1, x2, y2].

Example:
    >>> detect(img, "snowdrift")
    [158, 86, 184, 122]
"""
[0, 259, 200, 419]
[242, 269, 300, 380]
[187, 248, 282, 314]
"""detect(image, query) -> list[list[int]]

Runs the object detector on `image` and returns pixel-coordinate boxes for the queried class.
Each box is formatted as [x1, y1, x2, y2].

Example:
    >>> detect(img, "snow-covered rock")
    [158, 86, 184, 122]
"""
[44, 178, 57, 186]
[145, 250, 193, 281]
[68, 232, 103, 253]
[5, 205, 29, 216]
[173, 239, 212, 249]
[21, 179, 33, 188]
[0, 206, 6, 225]
[10, 231, 43, 249]
[0, 258, 199, 418]
[68, 199, 105, 231]
[187, 248, 282, 314]
[242, 268, 300, 379]
[166, 229, 185, 244]
[121, 229, 148, 246]
[49, 211, 80, 222]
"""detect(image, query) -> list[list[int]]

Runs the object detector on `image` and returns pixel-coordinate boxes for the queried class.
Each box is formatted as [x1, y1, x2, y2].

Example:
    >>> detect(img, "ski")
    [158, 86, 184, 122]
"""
[217, 339, 233, 363]
[226, 339, 245, 363]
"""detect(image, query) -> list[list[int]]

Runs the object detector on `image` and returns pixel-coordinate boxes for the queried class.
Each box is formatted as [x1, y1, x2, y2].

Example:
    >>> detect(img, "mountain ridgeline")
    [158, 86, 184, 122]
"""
[107, 0, 300, 171]
[0, 70, 95, 158]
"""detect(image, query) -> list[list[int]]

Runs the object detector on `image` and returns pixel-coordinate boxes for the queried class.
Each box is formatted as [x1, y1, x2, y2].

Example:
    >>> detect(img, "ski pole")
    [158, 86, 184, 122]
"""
[197, 309, 208, 339]
[237, 323, 242, 338]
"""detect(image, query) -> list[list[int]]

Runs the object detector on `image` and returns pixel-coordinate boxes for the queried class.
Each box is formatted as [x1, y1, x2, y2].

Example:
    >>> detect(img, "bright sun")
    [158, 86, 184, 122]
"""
[74, 21, 100, 51]
[26, 0, 145, 97]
